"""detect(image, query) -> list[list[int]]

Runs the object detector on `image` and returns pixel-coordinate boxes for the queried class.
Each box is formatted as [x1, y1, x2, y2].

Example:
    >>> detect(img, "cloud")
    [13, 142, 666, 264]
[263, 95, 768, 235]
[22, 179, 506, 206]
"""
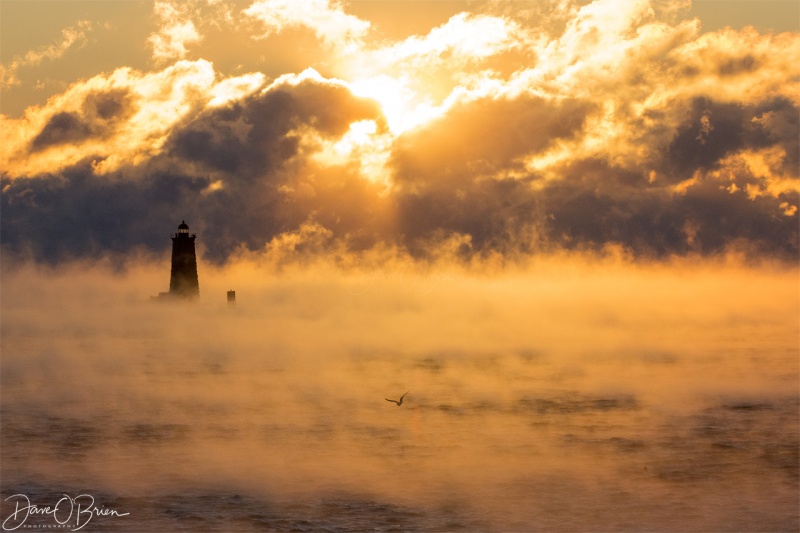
[391, 94, 592, 188]
[0, 60, 265, 177]
[244, 0, 370, 48]
[148, 1, 202, 63]
[342, 11, 533, 131]
[168, 70, 382, 177]
[535, 157, 798, 259]
[0, 68, 387, 264]
[663, 96, 798, 179]
[0, 20, 92, 89]
[30, 89, 137, 151]
[366, 12, 526, 68]
[1, 0, 798, 265]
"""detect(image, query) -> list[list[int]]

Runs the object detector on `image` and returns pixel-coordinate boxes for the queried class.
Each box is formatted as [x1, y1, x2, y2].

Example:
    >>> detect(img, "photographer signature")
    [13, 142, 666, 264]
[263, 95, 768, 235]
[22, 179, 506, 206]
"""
[2, 493, 129, 531]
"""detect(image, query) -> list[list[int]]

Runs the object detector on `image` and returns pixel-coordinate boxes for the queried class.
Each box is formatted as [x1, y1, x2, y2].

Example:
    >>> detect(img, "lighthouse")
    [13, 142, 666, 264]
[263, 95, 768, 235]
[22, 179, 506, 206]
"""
[168, 220, 199, 299]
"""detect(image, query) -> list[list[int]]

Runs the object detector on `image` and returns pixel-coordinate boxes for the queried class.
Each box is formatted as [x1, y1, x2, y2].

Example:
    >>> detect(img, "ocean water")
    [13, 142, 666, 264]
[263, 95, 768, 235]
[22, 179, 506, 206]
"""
[1, 262, 798, 532]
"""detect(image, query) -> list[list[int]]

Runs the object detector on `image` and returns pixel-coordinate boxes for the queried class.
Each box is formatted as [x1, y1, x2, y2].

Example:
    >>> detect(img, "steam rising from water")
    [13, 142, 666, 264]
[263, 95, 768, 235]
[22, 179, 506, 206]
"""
[1, 257, 798, 531]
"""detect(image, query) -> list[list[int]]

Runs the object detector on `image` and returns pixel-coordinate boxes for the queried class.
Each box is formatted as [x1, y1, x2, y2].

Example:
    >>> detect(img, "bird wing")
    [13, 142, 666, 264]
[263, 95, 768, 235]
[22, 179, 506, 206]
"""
[385, 398, 398, 404]
[400, 391, 409, 400]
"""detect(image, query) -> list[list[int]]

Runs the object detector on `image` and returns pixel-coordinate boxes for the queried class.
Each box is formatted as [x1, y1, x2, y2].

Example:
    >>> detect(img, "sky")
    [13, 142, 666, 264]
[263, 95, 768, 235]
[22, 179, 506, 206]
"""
[0, 0, 798, 266]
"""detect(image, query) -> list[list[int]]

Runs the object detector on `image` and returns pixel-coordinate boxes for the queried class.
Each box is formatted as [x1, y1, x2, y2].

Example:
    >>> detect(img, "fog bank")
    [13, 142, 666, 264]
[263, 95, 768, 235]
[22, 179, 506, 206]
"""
[1, 256, 797, 530]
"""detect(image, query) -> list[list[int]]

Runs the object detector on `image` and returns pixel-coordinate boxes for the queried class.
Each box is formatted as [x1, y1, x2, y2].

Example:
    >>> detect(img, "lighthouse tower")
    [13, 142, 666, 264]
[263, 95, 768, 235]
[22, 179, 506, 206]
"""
[169, 220, 199, 298]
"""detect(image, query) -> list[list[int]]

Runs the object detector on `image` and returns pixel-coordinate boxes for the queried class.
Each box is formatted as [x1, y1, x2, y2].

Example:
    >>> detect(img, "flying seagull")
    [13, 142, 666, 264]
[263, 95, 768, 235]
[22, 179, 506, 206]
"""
[385, 391, 409, 406]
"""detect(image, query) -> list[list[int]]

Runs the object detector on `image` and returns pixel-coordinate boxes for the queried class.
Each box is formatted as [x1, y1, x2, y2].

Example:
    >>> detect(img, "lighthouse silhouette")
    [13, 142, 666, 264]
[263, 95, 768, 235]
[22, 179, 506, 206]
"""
[168, 220, 199, 299]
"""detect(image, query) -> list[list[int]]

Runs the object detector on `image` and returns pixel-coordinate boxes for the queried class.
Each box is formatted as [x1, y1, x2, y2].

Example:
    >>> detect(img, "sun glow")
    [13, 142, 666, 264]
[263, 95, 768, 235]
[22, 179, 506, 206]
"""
[312, 119, 393, 186]
[319, 119, 378, 162]
[348, 75, 441, 135]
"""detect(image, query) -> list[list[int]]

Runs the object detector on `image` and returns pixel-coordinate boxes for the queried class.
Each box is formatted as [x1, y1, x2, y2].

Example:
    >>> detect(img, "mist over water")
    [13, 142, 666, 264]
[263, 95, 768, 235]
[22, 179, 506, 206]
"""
[1, 258, 798, 532]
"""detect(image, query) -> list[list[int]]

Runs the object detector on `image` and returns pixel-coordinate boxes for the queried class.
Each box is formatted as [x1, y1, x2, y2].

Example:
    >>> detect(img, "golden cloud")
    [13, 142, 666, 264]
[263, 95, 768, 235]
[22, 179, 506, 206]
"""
[244, 0, 370, 49]
[148, 1, 202, 64]
[0, 20, 93, 89]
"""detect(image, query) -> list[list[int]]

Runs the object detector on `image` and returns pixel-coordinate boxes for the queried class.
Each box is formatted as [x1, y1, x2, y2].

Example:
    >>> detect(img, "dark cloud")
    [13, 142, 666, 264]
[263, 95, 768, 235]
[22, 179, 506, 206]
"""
[541, 164, 799, 259]
[384, 90, 798, 260]
[665, 96, 798, 180]
[2, 79, 387, 264]
[165, 79, 388, 259]
[2, 63, 798, 265]
[30, 89, 136, 151]
[169, 81, 383, 177]
[717, 54, 758, 76]
[395, 177, 543, 258]
[753, 97, 800, 172]
[387, 94, 589, 256]
[391, 94, 592, 189]
[31, 112, 94, 150]
[0, 162, 209, 263]
[83, 89, 134, 121]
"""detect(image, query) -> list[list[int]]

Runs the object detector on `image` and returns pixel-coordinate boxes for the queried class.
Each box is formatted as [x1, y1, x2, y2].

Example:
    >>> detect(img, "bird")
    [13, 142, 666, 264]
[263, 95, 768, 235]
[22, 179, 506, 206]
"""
[385, 391, 409, 406]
